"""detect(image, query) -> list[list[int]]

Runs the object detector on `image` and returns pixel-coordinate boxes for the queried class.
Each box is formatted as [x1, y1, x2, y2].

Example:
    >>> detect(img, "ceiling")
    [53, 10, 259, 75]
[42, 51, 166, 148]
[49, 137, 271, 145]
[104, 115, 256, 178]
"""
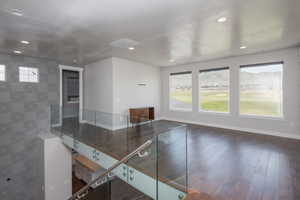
[0, 0, 299, 67]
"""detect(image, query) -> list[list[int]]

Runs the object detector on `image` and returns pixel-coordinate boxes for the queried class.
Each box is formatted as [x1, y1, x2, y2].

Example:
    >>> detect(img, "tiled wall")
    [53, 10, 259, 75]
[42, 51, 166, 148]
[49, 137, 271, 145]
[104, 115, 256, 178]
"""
[0, 54, 59, 200]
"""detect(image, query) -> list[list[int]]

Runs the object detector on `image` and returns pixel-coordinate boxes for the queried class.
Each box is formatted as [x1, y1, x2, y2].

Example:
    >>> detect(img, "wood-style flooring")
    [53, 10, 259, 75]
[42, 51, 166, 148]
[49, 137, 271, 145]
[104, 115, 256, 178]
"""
[56, 119, 300, 200]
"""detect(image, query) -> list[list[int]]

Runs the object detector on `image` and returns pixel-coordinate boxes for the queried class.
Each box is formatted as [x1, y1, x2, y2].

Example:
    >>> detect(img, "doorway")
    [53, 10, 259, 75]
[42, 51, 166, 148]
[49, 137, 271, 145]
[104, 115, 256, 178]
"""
[59, 65, 83, 128]
[63, 70, 79, 123]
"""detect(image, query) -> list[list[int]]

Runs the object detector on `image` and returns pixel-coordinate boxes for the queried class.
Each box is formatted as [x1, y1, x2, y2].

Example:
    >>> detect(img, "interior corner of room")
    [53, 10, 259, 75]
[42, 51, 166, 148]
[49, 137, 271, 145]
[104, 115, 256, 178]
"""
[1, 1, 300, 200]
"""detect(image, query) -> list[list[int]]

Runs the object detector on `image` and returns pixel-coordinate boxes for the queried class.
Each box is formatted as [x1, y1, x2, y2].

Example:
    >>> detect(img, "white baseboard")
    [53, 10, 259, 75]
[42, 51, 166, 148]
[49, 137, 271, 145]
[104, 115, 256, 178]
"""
[82, 118, 162, 131]
[130, 118, 162, 126]
[51, 123, 61, 128]
[82, 120, 127, 131]
[63, 115, 78, 119]
[161, 117, 300, 140]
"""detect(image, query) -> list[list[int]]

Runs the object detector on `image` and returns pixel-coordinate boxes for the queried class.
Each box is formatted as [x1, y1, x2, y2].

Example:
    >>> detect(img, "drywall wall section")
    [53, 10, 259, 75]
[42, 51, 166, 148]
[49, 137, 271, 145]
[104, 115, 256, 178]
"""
[161, 48, 300, 139]
[84, 58, 115, 129]
[112, 57, 161, 118]
[84, 58, 114, 113]
[84, 57, 160, 129]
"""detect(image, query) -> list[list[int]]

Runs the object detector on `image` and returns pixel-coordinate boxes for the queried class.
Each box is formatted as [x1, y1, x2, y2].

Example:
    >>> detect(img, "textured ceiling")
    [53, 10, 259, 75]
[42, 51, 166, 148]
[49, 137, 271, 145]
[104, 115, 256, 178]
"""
[0, 0, 299, 66]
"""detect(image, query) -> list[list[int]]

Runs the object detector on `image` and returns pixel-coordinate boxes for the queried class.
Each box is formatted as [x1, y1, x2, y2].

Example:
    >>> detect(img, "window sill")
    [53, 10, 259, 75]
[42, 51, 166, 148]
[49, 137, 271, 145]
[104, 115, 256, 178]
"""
[199, 110, 231, 116]
[169, 108, 193, 112]
[239, 114, 285, 121]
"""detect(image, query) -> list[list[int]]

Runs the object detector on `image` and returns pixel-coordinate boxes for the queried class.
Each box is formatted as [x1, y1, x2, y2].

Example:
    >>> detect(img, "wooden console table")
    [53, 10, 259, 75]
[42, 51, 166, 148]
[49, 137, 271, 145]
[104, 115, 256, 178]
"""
[129, 107, 154, 124]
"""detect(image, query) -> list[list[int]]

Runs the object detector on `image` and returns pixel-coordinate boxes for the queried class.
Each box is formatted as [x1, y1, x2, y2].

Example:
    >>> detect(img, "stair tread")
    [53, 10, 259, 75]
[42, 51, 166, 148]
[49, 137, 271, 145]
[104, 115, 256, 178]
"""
[75, 155, 102, 172]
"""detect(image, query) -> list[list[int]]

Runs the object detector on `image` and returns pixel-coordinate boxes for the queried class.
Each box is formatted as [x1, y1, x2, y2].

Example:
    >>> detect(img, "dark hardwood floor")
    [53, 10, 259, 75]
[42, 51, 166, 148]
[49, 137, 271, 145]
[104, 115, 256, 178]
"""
[73, 173, 86, 193]
[187, 124, 300, 200]
[57, 119, 300, 200]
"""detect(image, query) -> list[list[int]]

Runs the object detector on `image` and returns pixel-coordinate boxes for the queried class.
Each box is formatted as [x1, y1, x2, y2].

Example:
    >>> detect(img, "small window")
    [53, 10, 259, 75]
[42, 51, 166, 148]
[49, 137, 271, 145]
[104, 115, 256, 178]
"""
[169, 71, 192, 111]
[199, 67, 230, 113]
[240, 62, 283, 117]
[19, 67, 39, 83]
[0, 65, 5, 81]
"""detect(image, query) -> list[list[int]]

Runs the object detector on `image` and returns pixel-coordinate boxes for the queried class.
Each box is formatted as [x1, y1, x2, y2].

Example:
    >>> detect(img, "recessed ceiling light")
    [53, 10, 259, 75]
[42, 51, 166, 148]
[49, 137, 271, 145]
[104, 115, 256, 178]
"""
[128, 47, 135, 50]
[217, 17, 227, 23]
[240, 46, 247, 49]
[20, 40, 30, 45]
[169, 59, 175, 63]
[11, 9, 23, 16]
[14, 50, 22, 54]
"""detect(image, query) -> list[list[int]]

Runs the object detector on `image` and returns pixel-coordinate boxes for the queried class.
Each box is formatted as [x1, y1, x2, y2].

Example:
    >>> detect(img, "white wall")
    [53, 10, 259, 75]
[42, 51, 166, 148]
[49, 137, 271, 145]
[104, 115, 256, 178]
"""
[161, 48, 300, 139]
[112, 57, 161, 118]
[84, 57, 160, 129]
[38, 134, 72, 200]
[84, 58, 114, 113]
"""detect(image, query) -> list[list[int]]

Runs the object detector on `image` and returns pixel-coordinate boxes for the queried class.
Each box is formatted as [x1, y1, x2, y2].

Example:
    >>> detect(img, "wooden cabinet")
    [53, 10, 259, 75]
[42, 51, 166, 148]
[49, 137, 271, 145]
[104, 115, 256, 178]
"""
[129, 107, 154, 124]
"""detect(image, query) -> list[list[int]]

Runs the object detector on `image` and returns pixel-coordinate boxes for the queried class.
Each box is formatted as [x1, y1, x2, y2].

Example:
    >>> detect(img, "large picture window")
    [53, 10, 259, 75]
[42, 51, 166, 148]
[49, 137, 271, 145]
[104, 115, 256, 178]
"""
[240, 62, 283, 117]
[199, 67, 229, 113]
[169, 71, 192, 111]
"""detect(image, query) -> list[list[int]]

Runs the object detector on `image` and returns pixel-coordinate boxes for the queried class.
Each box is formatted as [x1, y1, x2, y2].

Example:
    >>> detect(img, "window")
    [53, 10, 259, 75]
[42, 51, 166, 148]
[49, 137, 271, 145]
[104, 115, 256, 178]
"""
[199, 67, 230, 113]
[19, 67, 39, 83]
[0, 65, 5, 81]
[240, 62, 283, 117]
[169, 71, 192, 111]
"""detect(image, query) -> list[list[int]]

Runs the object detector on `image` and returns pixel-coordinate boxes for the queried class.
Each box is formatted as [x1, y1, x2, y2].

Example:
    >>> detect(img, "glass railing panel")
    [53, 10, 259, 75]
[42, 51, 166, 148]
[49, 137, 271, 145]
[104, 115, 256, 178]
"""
[49, 104, 61, 129]
[157, 125, 188, 200]
[110, 178, 153, 200]
[120, 129, 157, 200]
[49, 104, 61, 135]
[98, 134, 156, 200]
[122, 121, 187, 200]
[50, 104, 82, 137]
[49, 105, 188, 200]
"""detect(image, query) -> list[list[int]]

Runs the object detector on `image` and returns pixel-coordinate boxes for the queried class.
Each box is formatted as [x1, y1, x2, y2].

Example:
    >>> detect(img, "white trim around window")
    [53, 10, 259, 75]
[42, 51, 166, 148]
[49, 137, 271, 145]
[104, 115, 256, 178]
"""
[238, 61, 284, 119]
[169, 71, 193, 112]
[198, 67, 230, 114]
[19, 66, 39, 83]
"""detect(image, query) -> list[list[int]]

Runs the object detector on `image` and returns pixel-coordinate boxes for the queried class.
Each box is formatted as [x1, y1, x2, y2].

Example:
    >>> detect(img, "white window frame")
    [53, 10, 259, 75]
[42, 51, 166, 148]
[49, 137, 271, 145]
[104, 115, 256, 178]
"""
[238, 61, 284, 119]
[0, 65, 5, 81]
[198, 67, 230, 114]
[19, 66, 39, 83]
[169, 71, 193, 112]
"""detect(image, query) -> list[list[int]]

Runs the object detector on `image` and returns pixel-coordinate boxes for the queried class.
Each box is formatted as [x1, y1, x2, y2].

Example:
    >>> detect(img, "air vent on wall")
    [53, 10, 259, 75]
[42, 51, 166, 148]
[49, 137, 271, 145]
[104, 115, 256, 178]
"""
[110, 38, 139, 49]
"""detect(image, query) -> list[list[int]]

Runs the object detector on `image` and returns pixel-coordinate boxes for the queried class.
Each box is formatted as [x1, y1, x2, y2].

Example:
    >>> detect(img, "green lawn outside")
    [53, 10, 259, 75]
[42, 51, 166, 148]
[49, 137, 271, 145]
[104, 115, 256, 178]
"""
[170, 90, 282, 116]
[200, 91, 229, 112]
[239, 91, 282, 116]
[171, 90, 193, 103]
